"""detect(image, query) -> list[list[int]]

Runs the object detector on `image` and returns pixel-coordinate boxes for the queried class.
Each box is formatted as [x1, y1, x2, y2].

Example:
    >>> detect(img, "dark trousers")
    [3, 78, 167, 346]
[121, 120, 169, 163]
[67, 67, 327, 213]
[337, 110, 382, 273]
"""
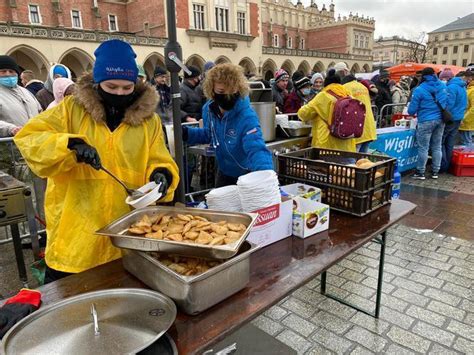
[216, 170, 238, 187]
[441, 120, 461, 172]
[44, 265, 73, 284]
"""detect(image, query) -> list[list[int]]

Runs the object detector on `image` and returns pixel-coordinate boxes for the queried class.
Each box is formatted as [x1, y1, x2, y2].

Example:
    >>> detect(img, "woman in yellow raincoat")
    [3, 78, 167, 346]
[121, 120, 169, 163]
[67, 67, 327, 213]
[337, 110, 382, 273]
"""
[298, 69, 356, 152]
[459, 73, 474, 145]
[14, 40, 179, 282]
[342, 75, 377, 152]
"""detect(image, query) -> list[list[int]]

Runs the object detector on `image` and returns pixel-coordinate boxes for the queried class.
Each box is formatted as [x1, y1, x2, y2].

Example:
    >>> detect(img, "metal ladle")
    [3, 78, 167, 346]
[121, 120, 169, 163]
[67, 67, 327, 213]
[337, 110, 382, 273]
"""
[99, 166, 144, 200]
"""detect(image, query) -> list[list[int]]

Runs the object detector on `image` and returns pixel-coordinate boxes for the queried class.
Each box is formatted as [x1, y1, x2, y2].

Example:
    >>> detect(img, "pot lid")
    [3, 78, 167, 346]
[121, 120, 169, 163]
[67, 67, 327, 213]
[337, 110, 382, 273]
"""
[2, 288, 176, 355]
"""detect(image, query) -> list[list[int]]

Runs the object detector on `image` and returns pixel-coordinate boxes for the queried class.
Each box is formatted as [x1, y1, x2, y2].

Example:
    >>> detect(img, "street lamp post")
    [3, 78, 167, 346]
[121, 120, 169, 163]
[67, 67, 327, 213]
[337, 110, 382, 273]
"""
[164, 0, 189, 204]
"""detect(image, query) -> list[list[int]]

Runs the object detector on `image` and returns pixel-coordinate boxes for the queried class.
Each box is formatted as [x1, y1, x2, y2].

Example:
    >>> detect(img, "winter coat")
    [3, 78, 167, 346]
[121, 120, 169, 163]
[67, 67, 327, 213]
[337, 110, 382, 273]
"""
[374, 80, 392, 113]
[343, 80, 377, 144]
[460, 81, 474, 131]
[187, 96, 273, 178]
[47, 78, 75, 110]
[0, 84, 41, 137]
[391, 85, 409, 113]
[35, 88, 55, 111]
[298, 84, 356, 152]
[283, 91, 307, 114]
[179, 80, 203, 122]
[36, 64, 72, 110]
[155, 84, 173, 124]
[271, 82, 288, 113]
[25, 80, 44, 96]
[446, 77, 468, 121]
[408, 75, 448, 123]
[14, 73, 179, 273]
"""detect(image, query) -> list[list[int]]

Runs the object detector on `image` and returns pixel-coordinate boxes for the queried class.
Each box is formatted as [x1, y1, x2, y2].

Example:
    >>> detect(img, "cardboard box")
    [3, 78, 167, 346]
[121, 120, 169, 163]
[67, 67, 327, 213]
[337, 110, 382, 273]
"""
[281, 183, 321, 202]
[247, 198, 293, 248]
[292, 197, 330, 239]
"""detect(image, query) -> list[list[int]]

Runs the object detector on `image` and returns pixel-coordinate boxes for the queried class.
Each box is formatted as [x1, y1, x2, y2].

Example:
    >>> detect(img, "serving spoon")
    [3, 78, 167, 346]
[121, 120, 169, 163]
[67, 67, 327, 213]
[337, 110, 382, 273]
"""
[99, 166, 144, 200]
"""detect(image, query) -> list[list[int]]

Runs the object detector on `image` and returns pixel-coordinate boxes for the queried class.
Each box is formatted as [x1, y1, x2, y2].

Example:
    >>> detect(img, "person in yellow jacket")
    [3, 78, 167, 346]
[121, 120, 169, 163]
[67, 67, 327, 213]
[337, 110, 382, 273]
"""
[298, 69, 356, 152]
[341, 74, 377, 152]
[459, 73, 474, 146]
[14, 39, 179, 283]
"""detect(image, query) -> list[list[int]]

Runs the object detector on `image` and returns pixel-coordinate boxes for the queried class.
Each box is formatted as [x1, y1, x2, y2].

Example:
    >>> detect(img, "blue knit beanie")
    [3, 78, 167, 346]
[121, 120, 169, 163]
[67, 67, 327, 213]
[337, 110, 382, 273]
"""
[93, 39, 138, 83]
[53, 65, 69, 78]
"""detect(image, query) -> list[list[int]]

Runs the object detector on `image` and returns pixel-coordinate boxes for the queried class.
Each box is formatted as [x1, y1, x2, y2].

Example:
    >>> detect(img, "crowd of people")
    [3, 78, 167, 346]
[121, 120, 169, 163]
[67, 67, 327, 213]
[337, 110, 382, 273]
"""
[0, 39, 473, 280]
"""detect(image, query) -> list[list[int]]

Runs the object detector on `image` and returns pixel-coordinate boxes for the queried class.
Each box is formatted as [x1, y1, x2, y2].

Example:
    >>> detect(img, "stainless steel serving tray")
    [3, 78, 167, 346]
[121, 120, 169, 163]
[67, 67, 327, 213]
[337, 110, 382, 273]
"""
[96, 206, 258, 259]
[284, 126, 312, 137]
[122, 241, 259, 315]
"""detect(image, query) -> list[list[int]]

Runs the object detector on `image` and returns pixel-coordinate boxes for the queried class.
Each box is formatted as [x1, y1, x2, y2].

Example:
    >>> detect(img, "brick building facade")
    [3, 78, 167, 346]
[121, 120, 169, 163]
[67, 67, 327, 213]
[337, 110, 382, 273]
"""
[0, 0, 374, 81]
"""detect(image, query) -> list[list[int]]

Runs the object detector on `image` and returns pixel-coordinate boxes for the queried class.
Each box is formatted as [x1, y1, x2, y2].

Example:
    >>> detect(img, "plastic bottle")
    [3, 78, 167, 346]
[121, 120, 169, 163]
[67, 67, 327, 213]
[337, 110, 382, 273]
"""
[391, 161, 401, 199]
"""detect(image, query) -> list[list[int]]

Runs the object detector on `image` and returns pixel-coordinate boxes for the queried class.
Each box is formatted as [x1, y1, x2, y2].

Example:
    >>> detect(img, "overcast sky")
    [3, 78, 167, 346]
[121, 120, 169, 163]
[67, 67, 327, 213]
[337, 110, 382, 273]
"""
[301, 0, 474, 40]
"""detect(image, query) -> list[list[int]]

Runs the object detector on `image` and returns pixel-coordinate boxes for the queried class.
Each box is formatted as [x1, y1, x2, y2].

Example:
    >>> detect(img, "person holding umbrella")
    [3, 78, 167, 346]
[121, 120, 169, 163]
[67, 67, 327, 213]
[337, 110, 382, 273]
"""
[14, 39, 179, 283]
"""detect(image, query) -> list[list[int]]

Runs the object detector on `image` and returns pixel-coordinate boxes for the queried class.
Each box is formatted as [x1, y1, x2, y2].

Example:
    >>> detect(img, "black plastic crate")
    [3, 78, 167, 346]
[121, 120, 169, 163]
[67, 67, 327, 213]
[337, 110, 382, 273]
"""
[278, 148, 396, 193]
[278, 148, 396, 216]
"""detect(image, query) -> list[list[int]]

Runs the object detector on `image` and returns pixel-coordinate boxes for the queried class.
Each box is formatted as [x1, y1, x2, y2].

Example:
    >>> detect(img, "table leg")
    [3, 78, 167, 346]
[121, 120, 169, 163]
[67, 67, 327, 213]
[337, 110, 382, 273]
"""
[374, 231, 387, 318]
[320, 271, 327, 294]
[319, 231, 387, 318]
[10, 223, 28, 286]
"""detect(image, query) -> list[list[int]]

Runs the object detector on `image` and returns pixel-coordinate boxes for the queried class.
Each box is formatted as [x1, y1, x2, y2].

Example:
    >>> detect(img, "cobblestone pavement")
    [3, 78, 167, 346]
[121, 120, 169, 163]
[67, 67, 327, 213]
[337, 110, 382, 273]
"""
[252, 223, 474, 354]
[402, 172, 474, 195]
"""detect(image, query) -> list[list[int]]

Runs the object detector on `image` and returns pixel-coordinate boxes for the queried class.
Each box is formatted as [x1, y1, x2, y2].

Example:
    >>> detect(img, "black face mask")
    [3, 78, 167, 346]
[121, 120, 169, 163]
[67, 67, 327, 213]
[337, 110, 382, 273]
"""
[213, 93, 240, 111]
[98, 85, 135, 110]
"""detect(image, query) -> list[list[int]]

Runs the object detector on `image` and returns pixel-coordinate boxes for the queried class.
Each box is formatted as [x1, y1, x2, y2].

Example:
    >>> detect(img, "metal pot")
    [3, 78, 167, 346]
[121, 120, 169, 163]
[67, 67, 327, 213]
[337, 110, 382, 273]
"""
[2, 289, 177, 355]
[250, 102, 276, 142]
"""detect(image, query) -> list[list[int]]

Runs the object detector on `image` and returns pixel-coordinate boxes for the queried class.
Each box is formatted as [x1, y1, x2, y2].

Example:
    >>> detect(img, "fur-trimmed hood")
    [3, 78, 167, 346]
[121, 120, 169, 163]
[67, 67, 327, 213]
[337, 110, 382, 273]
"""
[73, 73, 159, 126]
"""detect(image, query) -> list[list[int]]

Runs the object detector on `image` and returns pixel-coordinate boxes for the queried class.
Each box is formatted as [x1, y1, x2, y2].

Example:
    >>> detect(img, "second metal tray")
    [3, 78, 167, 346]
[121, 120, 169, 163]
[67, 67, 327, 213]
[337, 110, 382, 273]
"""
[123, 242, 259, 315]
[96, 206, 257, 259]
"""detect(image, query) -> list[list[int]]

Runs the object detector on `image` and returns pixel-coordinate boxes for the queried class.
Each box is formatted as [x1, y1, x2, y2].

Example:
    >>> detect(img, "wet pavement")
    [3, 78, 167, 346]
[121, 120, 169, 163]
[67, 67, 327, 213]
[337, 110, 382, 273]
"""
[252, 183, 474, 354]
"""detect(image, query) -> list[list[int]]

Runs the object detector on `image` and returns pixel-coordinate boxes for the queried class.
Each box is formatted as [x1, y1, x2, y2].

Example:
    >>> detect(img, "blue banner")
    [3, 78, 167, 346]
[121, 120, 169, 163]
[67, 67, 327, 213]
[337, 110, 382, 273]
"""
[369, 128, 418, 172]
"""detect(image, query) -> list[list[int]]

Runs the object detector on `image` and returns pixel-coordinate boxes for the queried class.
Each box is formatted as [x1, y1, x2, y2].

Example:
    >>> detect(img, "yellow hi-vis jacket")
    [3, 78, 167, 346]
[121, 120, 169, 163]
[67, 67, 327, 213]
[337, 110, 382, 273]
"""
[298, 83, 356, 152]
[343, 79, 377, 144]
[460, 81, 474, 131]
[14, 74, 179, 273]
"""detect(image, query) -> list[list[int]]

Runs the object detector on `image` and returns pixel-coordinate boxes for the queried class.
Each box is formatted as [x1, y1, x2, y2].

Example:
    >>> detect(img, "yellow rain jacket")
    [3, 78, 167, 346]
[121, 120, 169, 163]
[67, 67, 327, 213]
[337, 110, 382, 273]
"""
[14, 74, 179, 273]
[460, 81, 474, 131]
[343, 79, 377, 144]
[298, 84, 356, 152]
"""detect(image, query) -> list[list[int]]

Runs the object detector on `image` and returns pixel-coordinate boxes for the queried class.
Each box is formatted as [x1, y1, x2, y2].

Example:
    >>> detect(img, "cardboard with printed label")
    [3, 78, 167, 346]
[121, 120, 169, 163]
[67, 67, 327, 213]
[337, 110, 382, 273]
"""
[247, 198, 293, 248]
[292, 196, 330, 238]
[281, 183, 321, 202]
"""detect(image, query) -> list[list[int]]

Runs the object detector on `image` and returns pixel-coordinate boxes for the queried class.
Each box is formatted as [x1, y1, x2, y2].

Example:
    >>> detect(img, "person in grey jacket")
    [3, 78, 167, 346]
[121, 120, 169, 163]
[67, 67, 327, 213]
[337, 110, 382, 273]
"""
[0, 56, 41, 137]
[179, 66, 203, 123]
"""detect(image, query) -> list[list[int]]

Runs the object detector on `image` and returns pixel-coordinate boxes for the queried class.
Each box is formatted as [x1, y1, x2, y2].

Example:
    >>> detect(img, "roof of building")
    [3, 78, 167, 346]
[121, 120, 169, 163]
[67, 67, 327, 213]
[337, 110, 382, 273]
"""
[430, 13, 474, 34]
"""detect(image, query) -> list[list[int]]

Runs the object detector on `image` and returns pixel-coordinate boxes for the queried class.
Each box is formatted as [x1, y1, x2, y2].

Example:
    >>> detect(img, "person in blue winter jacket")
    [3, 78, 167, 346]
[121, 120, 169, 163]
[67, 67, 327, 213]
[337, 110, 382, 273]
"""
[439, 69, 468, 172]
[183, 63, 274, 187]
[408, 67, 448, 180]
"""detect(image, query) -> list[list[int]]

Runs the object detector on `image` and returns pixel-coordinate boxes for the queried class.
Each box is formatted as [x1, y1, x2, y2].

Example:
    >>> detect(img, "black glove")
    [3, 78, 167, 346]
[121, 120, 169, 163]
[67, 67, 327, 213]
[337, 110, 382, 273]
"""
[182, 125, 189, 142]
[0, 289, 41, 339]
[68, 138, 101, 170]
[0, 303, 36, 339]
[150, 168, 172, 195]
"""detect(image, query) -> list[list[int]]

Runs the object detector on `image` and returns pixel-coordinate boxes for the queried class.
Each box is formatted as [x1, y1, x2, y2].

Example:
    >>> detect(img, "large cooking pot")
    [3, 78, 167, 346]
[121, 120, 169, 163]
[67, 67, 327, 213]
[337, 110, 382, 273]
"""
[250, 102, 276, 142]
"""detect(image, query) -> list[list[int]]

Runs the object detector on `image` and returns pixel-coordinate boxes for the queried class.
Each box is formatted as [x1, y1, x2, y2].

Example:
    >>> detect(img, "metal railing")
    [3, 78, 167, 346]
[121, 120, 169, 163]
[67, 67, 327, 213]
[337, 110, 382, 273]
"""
[377, 103, 408, 128]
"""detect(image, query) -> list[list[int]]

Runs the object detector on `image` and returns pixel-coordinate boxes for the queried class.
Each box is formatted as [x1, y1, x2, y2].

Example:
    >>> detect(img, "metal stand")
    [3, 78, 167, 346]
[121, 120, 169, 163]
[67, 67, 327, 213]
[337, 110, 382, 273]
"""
[320, 231, 387, 318]
[2, 187, 40, 287]
[10, 224, 28, 287]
